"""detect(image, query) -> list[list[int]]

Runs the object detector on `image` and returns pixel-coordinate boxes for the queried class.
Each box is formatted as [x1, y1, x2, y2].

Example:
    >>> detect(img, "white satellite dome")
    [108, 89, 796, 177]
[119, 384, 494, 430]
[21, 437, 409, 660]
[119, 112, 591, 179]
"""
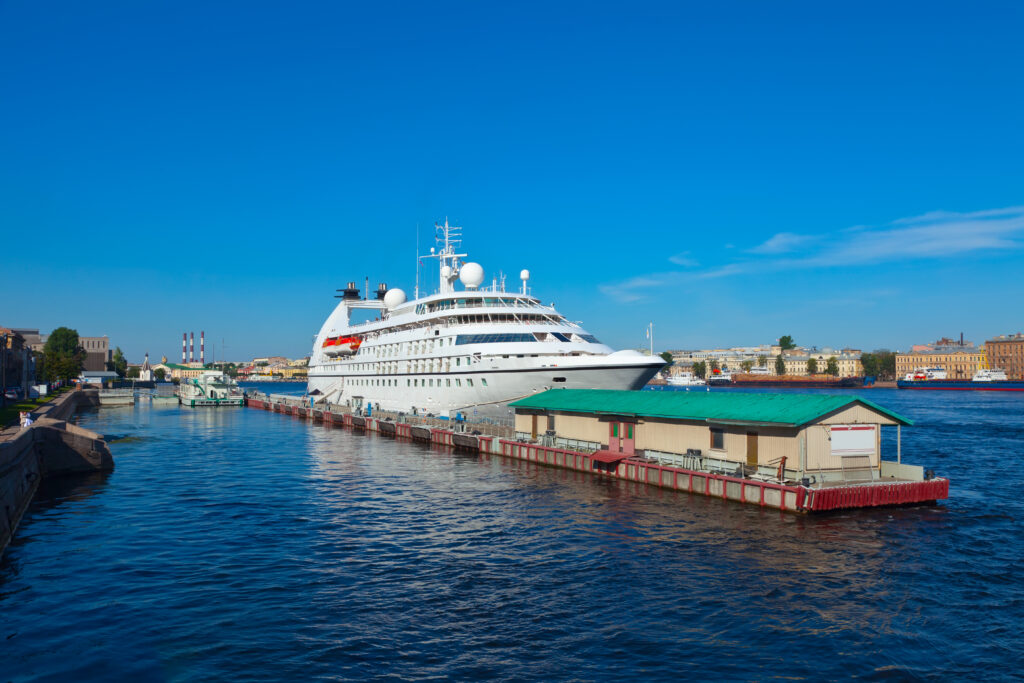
[383, 288, 407, 309]
[459, 262, 485, 289]
[520, 269, 530, 281]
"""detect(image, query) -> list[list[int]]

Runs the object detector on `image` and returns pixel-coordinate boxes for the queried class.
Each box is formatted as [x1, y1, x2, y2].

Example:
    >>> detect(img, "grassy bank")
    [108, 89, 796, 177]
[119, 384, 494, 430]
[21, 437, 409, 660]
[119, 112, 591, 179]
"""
[0, 386, 73, 428]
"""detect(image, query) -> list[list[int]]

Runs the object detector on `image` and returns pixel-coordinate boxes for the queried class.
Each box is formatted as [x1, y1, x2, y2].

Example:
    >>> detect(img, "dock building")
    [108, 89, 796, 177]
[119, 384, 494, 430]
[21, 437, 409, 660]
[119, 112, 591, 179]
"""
[510, 389, 921, 485]
[984, 333, 1024, 380]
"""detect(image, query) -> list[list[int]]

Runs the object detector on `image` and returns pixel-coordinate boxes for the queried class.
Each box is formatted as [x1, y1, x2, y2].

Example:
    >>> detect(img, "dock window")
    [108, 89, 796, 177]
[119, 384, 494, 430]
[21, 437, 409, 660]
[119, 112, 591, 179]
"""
[710, 428, 724, 450]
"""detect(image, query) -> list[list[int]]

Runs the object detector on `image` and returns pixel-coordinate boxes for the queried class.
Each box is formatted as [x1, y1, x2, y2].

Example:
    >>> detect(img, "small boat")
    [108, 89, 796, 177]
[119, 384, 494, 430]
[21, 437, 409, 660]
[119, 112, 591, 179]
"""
[179, 371, 245, 407]
[321, 336, 363, 356]
[666, 372, 705, 387]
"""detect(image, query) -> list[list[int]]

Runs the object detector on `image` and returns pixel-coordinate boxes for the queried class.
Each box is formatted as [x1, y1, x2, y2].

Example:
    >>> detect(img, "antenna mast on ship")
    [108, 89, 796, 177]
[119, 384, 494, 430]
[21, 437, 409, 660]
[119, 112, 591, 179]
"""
[419, 218, 468, 294]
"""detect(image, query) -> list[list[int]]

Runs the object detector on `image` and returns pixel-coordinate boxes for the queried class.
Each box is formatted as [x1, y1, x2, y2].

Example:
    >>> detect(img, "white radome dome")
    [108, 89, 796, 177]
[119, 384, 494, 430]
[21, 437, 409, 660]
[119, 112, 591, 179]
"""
[383, 288, 407, 309]
[520, 269, 530, 281]
[459, 262, 485, 289]
[440, 265, 453, 279]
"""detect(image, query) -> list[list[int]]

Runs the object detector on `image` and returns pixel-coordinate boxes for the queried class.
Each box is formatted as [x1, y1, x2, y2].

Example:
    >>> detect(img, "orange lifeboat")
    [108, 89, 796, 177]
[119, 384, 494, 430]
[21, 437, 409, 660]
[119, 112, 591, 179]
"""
[322, 335, 363, 356]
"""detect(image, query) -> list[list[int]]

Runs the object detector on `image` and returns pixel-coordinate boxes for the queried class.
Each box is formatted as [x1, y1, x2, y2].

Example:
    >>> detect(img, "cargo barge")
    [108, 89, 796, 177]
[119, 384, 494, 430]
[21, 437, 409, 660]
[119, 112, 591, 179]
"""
[729, 373, 863, 388]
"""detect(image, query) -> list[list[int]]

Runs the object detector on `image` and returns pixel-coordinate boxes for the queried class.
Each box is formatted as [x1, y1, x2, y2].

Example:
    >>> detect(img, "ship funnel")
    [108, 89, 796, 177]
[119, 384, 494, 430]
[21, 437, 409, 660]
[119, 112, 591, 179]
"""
[341, 282, 361, 300]
[376, 283, 388, 300]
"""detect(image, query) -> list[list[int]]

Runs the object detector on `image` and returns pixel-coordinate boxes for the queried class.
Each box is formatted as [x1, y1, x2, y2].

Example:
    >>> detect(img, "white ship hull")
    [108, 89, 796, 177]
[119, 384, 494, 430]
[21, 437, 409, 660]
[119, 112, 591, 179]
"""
[309, 353, 660, 416]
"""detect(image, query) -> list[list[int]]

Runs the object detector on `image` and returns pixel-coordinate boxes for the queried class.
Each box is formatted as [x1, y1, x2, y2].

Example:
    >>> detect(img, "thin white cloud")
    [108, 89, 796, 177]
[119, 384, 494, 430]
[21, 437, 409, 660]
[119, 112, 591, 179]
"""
[601, 205, 1024, 301]
[747, 232, 817, 254]
[668, 251, 699, 267]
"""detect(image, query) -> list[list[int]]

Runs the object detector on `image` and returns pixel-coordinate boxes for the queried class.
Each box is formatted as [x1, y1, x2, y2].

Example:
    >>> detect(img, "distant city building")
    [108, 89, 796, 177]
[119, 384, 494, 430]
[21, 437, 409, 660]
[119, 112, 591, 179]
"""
[669, 344, 861, 377]
[985, 333, 1024, 380]
[153, 363, 209, 380]
[139, 353, 155, 381]
[896, 337, 983, 379]
[80, 335, 111, 372]
[1, 327, 35, 391]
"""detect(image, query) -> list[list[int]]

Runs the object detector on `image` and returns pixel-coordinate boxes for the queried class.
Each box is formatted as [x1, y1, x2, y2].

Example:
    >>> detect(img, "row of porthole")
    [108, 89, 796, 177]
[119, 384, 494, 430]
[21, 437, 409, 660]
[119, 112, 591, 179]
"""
[347, 377, 489, 388]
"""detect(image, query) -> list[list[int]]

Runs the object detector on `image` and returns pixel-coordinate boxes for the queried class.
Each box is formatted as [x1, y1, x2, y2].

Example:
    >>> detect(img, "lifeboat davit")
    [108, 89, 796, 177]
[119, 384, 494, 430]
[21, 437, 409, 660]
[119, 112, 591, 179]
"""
[322, 335, 363, 356]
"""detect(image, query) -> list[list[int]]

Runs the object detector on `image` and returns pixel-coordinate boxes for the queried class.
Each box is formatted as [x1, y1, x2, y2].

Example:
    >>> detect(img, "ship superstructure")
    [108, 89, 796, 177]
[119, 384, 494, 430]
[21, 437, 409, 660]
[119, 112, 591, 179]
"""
[307, 220, 664, 415]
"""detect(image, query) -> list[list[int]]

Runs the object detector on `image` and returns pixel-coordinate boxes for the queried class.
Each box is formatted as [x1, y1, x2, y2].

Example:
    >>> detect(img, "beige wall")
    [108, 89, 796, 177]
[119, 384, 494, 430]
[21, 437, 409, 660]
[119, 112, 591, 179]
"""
[516, 402, 896, 473]
[896, 351, 983, 379]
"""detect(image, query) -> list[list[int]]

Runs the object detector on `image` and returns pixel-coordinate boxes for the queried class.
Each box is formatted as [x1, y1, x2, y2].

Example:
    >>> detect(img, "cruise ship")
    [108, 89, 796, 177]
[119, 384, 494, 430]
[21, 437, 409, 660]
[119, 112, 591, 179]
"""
[307, 221, 664, 415]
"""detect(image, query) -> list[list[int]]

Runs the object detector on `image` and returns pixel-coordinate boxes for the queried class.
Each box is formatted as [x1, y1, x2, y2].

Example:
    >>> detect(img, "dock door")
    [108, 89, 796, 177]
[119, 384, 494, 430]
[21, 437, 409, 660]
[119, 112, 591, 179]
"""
[608, 421, 635, 455]
[746, 432, 758, 467]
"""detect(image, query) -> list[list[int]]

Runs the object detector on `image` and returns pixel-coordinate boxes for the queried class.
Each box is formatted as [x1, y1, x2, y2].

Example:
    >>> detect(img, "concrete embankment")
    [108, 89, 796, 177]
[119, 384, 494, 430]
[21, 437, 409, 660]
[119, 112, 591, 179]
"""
[0, 390, 114, 554]
[247, 394, 948, 514]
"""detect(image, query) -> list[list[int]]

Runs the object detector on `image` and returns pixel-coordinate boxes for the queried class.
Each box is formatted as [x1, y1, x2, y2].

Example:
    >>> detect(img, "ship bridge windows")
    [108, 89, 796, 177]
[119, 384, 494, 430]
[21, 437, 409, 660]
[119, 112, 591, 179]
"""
[456, 333, 536, 345]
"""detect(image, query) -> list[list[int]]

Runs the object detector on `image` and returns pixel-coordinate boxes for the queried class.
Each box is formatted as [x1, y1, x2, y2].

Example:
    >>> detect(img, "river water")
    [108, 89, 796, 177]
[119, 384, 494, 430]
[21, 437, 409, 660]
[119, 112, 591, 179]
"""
[2, 387, 1022, 681]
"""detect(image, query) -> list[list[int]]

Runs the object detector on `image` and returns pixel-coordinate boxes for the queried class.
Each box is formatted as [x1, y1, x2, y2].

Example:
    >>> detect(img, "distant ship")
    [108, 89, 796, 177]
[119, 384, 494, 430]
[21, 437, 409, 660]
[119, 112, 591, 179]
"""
[730, 373, 862, 388]
[179, 371, 245, 407]
[306, 220, 665, 415]
[666, 372, 705, 387]
[897, 367, 1024, 391]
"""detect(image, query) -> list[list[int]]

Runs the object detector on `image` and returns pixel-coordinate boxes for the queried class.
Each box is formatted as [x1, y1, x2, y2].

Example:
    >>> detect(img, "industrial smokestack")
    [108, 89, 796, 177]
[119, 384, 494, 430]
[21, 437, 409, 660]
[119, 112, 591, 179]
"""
[190, 332, 195, 363]
[182, 333, 187, 363]
[201, 331, 205, 365]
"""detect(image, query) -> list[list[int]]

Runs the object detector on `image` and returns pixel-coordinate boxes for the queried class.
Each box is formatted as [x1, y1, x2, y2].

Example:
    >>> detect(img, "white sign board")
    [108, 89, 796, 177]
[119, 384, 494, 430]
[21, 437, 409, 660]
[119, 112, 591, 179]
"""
[830, 425, 877, 457]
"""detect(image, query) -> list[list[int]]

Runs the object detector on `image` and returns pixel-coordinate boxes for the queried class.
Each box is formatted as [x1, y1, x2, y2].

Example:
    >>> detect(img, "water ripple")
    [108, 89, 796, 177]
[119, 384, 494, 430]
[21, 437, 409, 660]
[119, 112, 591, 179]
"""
[2, 389, 1023, 680]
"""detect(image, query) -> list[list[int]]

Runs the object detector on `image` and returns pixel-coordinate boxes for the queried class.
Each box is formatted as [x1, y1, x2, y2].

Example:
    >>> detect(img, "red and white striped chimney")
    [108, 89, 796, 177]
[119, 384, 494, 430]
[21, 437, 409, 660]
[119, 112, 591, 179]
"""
[190, 332, 195, 364]
[182, 333, 187, 363]
[201, 331, 205, 365]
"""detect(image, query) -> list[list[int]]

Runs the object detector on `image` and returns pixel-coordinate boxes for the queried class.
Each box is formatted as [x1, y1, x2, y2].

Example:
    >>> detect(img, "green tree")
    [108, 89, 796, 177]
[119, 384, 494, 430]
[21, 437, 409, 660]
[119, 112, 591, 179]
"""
[775, 354, 786, 375]
[860, 353, 879, 378]
[779, 335, 796, 351]
[692, 361, 707, 379]
[806, 357, 819, 374]
[126, 366, 140, 379]
[43, 327, 85, 382]
[757, 355, 767, 367]
[709, 359, 720, 373]
[659, 351, 674, 366]
[878, 350, 896, 381]
[740, 360, 753, 372]
[825, 356, 839, 376]
[154, 368, 166, 380]
[110, 347, 128, 377]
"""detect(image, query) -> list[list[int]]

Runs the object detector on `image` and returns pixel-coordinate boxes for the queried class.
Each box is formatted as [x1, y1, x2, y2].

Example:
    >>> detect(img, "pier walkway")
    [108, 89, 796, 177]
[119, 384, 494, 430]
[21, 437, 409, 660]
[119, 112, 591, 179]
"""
[245, 393, 948, 514]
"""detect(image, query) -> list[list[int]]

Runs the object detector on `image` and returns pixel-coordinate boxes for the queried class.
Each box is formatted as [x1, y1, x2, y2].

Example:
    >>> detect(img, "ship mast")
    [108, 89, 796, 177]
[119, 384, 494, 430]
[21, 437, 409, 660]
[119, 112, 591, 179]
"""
[419, 218, 467, 295]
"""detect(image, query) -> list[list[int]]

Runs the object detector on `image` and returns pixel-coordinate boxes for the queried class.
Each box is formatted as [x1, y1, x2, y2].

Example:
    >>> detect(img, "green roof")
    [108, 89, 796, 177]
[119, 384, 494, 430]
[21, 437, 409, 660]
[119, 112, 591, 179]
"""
[509, 389, 912, 427]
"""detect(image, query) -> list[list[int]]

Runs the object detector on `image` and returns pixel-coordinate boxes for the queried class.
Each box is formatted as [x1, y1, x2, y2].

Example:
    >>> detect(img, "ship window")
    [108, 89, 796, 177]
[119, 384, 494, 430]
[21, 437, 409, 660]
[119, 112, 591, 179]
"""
[552, 332, 570, 342]
[553, 377, 566, 382]
[579, 334, 601, 343]
[455, 333, 536, 345]
[481, 378, 488, 386]
[467, 379, 474, 387]
[407, 380, 410, 386]
[710, 428, 725, 450]
[456, 358, 461, 366]
[456, 379, 461, 387]
[446, 379, 451, 386]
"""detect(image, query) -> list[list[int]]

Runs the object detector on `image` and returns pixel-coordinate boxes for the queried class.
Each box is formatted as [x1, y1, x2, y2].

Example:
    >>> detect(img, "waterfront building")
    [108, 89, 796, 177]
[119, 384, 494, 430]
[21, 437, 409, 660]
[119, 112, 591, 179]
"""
[779, 351, 863, 377]
[510, 389, 915, 484]
[896, 338, 984, 380]
[80, 336, 111, 372]
[984, 333, 1024, 380]
[155, 363, 211, 380]
[1, 327, 35, 392]
[139, 354, 155, 381]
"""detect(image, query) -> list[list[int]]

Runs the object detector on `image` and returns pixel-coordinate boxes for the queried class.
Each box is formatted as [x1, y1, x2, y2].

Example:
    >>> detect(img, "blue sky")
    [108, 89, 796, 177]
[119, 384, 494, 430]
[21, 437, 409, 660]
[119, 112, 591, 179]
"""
[2, 1, 1022, 361]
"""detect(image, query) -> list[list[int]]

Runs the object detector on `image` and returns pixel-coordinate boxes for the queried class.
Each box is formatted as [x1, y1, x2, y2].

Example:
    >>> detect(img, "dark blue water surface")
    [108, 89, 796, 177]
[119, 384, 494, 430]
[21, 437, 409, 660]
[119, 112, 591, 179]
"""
[2, 388, 1023, 681]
